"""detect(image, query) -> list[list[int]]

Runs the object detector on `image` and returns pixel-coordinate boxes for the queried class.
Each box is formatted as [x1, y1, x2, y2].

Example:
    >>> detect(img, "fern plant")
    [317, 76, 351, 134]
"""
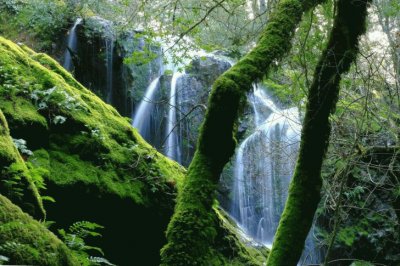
[58, 221, 115, 266]
[1, 163, 26, 201]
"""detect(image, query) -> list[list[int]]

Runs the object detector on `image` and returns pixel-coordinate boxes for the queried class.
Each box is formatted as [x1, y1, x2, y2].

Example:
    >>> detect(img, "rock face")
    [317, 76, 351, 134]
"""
[66, 16, 163, 118]
[119, 30, 163, 113]
[175, 55, 232, 166]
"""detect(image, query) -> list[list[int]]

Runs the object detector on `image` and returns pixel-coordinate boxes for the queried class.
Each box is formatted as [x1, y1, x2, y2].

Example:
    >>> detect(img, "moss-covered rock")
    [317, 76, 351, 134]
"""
[0, 35, 184, 265]
[214, 206, 269, 265]
[0, 35, 184, 205]
[0, 195, 79, 266]
[0, 108, 44, 219]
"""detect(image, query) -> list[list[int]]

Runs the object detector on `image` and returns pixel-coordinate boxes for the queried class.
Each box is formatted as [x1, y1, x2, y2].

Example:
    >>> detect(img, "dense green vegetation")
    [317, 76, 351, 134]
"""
[0, 0, 399, 265]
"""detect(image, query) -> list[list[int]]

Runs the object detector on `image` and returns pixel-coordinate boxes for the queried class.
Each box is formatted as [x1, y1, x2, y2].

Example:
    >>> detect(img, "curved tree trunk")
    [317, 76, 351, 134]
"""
[266, 0, 370, 265]
[160, 0, 324, 265]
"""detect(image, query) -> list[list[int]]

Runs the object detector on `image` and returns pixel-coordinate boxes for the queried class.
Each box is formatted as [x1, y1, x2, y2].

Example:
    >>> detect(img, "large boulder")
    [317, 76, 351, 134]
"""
[0, 36, 184, 265]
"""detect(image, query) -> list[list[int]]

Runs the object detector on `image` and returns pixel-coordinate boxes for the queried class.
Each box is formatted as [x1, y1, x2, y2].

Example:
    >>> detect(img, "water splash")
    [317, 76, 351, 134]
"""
[63, 18, 82, 71]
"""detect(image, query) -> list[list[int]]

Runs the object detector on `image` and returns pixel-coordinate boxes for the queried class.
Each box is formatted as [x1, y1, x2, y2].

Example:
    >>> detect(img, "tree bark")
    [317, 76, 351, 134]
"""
[266, 0, 371, 265]
[160, 0, 324, 265]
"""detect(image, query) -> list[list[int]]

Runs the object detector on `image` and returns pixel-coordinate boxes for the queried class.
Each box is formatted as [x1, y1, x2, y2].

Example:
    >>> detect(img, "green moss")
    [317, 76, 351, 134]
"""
[31, 53, 88, 93]
[162, 153, 267, 265]
[161, 153, 219, 265]
[0, 109, 44, 218]
[214, 207, 269, 265]
[0, 112, 17, 165]
[0, 36, 185, 207]
[0, 195, 79, 266]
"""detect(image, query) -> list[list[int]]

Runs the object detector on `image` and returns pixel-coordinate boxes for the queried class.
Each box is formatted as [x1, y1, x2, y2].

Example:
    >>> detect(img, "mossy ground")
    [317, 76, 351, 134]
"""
[0, 194, 79, 266]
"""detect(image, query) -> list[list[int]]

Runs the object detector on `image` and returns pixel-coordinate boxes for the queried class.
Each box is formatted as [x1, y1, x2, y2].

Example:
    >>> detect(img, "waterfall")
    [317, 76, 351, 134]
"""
[229, 84, 321, 263]
[105, 37, 114, 104]
[230, 84, 301, 244]
[132, 77, 161, 139]
[63, 18, 82, 71]
[165, 72, 183, 162]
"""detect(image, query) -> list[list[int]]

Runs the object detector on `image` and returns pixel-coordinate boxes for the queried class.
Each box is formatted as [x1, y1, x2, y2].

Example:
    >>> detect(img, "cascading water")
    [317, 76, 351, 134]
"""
[165, 72, 183, 162]
[228, 84, 321, 264]
[132, 77, 161, 140]
[63, 18, 82, 71]
[105, 37, 114, 104]
[230, 84, 301, 245]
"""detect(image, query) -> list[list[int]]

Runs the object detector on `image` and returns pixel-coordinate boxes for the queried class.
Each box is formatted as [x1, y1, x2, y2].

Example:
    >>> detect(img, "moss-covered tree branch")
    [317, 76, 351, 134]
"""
[160, 0, 324, 264]
[266, 0, 371, 265]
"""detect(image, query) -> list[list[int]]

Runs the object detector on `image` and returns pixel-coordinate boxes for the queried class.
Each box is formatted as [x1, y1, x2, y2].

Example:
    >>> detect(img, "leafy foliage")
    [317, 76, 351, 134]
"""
[58, 221, 115, 266]
[12, 138, 33, 156]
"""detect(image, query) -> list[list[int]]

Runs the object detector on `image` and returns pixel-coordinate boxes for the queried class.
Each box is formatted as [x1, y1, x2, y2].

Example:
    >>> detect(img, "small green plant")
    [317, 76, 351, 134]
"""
[26, 161, 55, 203]
[82, 125, 105, 141]
[58, 221, 115, 266]
[1, 163, 26, 201]
[12, 138, 33, 156]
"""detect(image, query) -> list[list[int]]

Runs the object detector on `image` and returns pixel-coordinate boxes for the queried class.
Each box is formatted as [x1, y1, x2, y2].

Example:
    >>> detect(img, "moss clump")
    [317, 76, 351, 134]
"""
[214, 206, 269, 265]
[0, 109, 44, 218]
[0, 195, 79, 266]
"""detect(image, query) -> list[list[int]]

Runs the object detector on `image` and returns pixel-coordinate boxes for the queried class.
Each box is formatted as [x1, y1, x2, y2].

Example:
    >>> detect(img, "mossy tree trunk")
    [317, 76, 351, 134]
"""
[160, 0, 324, 264]
[266, 0, 371, 265]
